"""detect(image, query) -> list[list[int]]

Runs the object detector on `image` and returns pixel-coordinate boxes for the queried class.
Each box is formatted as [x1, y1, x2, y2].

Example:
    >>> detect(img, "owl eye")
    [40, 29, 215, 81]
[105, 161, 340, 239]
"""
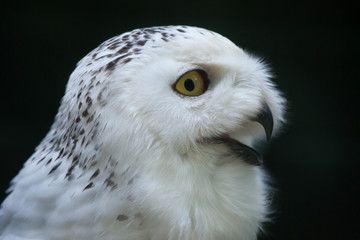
[173, 70, 209, 96]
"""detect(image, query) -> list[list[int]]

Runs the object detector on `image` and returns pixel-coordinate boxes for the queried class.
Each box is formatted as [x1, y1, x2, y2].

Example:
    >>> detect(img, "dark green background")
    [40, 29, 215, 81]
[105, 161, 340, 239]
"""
[1, 0, 358, 239]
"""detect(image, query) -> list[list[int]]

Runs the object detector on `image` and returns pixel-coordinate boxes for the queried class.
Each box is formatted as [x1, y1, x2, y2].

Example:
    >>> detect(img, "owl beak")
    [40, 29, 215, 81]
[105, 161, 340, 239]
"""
[252, 102, 274, 142]
[203, 103, 274, 166]
[221, 103, 274, 166]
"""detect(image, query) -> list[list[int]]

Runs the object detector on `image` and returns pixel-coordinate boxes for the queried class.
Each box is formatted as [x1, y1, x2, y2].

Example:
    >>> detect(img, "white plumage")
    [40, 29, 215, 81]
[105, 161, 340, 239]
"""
[0, 26, 286, 240]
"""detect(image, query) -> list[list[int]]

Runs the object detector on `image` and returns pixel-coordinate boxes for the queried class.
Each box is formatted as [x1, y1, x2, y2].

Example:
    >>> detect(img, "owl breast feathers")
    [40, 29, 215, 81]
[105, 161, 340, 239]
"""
[0, 26, 286, 240]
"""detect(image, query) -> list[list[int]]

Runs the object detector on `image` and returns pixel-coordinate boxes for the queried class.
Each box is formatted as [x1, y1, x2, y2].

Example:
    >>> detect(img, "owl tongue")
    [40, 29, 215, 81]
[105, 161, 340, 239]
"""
[221, 134, 263, 166]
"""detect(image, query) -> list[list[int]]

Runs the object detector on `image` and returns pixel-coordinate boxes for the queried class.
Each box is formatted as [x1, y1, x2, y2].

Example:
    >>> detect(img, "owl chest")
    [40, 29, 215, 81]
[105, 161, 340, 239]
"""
[130, 161, 262, 239]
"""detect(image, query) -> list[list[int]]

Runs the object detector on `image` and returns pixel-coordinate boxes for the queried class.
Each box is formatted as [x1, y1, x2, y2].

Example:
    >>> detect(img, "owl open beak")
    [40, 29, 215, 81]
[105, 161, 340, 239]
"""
[218, 103, 274, 166]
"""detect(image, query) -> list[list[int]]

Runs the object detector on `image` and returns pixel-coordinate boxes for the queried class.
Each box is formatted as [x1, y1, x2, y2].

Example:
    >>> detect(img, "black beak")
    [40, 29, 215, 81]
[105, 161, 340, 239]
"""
[207, 102, 275, 166]
[252, 102, 274, 142]
[226, 103, 274, 166]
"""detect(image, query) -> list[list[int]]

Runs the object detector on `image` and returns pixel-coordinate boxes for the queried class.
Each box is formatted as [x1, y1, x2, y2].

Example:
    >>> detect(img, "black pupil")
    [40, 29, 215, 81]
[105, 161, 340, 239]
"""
[184, 79, 195, 91]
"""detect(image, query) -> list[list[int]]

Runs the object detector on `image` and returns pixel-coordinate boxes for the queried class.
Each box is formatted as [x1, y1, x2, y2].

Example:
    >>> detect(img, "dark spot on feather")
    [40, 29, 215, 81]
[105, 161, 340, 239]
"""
[62, 150, 69, 158]
[48, 162, 61, 175]
[105, 60, 117, 72]
[123, 58, 132, 64]
[104, 172, 118, 190]
[81, 136, 86, 146]
[37, 157, 46, 165]
[137, 40, 147, 46]
[86, 114, 94, 124]
[106, 179, 116, 187]
[133, 48, 141, 53]
[85, 139, 91, 148]
[65, 164, 75, 179]
[72, 155, 79, 165]
[46, 158, 52, 165]
[116, 214, 128, 221]
[94, 55, 108, 61]
[121, 166, 130, 176]
[68, 149, 74, 158]
[128, 178, 134, 185]
[90, 169, 100, 180]
[56, 151, 63, 160]
[91, 67, 103, 76]
[122, 34, 130, 40]
[94, 143, 102, 151]
[82, 109, 89, 117]
[144, 29, 157, 34]
[83, 182, 94, 191]
[89, 161, 98, 168]
[127, 195, 134, 202]
[116, 45, 131, 55]
[97, 91, 103, 102]
[86, 96, 92, 106]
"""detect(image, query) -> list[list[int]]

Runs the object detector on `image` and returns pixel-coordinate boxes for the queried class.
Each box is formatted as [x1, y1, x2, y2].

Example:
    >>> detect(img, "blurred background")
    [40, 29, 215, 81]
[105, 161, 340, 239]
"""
[0, 0, 358, 239]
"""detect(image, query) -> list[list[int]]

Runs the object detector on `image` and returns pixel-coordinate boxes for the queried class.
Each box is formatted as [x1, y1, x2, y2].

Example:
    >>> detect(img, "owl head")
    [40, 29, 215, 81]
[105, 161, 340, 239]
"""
[52, 25, 285, 172]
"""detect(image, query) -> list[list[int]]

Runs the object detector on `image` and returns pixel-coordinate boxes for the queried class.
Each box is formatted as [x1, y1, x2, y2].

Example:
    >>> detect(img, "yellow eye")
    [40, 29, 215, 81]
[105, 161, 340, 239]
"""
[173, 70, 209, 96]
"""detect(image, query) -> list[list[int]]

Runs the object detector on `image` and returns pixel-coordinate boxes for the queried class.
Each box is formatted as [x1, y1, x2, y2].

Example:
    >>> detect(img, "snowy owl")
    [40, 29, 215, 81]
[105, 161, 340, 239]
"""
[0, 26, 286, 240]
